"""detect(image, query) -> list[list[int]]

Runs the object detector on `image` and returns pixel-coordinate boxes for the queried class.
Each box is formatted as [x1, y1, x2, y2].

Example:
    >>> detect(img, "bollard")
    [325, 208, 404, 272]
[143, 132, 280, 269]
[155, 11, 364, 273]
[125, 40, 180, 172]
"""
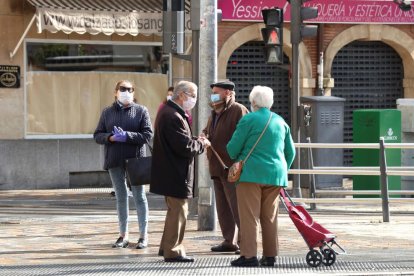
[379, 137, 390, 222]
[307, 137, 317, 210]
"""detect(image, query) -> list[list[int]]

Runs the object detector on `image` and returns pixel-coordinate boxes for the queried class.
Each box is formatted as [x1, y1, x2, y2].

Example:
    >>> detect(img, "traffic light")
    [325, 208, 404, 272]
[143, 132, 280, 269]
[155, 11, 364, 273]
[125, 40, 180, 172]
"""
[290, 0, 318, 44]
[393, 0, 412, 11]
[261, 8, 283, 64]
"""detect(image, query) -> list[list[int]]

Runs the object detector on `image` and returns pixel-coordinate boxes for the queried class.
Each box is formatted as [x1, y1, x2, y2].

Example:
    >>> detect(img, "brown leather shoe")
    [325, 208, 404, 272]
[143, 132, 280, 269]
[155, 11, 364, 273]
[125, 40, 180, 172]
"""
[211, 243, 239, 252]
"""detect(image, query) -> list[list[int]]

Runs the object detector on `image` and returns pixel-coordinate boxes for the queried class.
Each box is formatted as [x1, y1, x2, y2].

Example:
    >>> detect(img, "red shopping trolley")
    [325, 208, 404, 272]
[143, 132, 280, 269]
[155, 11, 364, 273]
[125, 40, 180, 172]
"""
[280, 188, 346, 267]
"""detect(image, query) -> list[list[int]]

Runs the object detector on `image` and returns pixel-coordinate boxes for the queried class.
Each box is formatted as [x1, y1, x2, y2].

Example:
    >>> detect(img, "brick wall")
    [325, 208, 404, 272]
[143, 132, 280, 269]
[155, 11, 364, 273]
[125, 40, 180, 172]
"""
[218, 21, 414, 80]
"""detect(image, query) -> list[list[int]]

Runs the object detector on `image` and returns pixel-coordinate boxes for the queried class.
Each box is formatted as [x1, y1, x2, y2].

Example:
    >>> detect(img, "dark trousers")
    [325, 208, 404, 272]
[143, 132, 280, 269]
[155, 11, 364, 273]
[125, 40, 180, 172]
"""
[213, 176, 240, 246]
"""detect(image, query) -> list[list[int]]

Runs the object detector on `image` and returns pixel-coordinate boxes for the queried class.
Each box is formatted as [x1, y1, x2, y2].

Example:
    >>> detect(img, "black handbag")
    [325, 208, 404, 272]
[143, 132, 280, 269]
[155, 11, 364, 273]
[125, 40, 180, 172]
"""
[125, 143, 152, 186]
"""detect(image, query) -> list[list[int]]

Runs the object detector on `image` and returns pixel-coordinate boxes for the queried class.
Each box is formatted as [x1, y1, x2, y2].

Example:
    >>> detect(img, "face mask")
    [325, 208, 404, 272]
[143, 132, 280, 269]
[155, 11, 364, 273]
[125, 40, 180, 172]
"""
[183, 96, 197, 111]
[118, 91, 134, 104]
[210, 94, 221, 103]
[166, 95, 172, 101]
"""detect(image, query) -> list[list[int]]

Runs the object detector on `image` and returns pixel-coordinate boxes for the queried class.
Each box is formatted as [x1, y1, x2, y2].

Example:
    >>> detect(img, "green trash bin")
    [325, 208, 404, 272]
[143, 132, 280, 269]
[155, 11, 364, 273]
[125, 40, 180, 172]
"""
[353, 109, 401, 198]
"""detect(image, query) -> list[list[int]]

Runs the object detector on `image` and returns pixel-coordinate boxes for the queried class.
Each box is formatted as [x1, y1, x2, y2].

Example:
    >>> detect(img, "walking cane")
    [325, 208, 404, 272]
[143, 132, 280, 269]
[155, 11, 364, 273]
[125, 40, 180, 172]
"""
[210, 146, 229, 171]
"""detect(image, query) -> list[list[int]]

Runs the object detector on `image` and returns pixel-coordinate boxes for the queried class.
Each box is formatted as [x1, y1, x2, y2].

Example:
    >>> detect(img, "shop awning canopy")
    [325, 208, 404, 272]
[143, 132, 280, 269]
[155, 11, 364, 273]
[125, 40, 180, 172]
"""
[27, 0, 191, 36]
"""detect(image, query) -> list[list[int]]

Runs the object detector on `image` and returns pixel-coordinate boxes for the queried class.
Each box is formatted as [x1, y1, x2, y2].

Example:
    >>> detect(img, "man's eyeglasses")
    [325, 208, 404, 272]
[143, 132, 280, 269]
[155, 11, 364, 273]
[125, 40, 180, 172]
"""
[119, 86, 134, 93]
[183, 91, 196, 98]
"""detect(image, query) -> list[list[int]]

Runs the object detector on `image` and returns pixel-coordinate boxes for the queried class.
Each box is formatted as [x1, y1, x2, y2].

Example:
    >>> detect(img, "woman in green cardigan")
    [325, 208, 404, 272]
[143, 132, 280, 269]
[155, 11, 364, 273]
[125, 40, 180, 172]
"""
[226, 85, 296, 267]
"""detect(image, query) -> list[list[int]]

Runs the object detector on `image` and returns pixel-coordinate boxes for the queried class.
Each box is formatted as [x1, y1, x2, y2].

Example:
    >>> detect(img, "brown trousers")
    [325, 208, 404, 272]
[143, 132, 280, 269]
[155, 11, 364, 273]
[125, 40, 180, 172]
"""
[213, 176, 240, 246]
[159, 196, 188, 258]
[236, 182, 281, 258]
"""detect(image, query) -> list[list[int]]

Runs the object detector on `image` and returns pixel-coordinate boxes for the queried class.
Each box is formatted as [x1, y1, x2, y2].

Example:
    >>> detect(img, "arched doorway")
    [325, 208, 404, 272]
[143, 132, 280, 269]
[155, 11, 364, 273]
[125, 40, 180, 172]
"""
[331, 41, 404, 165]
[226, 41, 291, 124]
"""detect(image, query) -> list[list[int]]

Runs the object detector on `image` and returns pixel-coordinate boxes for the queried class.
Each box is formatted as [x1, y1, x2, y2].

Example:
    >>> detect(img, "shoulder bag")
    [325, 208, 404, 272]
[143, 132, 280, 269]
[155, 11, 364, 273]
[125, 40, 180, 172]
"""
[227, 113, 272, 183]
[125, 142, 152, 186]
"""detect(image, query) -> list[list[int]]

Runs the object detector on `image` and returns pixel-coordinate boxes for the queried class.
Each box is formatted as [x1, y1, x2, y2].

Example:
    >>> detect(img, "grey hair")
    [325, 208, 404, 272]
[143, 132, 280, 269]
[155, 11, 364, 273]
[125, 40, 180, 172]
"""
[172, 81, 197, 100]
[249, 85, 274, 108]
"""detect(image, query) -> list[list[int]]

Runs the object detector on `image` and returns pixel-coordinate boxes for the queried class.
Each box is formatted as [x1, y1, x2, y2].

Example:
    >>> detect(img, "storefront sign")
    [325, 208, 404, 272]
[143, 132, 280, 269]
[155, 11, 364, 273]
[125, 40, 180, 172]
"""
[37, 8, 191, 36]
[0, 65, 20, 88]
[219, 0, 414, 24]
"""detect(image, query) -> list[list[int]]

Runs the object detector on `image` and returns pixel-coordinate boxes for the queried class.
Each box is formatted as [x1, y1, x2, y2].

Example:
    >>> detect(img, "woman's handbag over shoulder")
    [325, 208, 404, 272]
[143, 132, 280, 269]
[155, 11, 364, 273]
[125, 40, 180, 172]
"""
[227, 113, 272, 183]
[125, 142, 152, 186]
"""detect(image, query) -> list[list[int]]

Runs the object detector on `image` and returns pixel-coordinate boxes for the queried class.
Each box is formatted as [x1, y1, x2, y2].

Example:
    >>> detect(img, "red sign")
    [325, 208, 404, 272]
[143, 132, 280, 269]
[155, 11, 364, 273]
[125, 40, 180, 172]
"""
[218, 0, 414, 24]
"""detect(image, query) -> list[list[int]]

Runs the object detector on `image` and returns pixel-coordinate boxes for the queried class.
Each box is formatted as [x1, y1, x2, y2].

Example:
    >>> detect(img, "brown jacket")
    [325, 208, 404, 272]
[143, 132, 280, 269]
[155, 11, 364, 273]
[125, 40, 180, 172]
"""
[202, 97, 249, 178]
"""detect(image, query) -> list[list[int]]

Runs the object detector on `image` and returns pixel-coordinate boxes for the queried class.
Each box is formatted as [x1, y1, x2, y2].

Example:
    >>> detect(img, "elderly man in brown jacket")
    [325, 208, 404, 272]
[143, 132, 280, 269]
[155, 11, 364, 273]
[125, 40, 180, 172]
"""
[201, 80, 249, 253]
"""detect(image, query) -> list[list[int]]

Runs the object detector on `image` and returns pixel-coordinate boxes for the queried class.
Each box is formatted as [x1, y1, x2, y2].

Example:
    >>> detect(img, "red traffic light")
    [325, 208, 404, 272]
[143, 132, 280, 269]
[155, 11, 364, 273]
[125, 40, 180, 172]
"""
[261, 27, 282, 45]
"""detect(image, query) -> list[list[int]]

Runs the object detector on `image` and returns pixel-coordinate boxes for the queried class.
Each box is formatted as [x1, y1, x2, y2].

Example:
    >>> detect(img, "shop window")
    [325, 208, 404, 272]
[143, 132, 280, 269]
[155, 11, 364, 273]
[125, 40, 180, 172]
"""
[25, 41, 168, 137]
[27, 42, 168, 73]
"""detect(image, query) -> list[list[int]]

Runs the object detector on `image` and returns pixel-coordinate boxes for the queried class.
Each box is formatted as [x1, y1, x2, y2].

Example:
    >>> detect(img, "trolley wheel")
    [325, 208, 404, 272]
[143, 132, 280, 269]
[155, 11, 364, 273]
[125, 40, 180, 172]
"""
[321, 248, 336, 266]
[306, 249, 323, 267]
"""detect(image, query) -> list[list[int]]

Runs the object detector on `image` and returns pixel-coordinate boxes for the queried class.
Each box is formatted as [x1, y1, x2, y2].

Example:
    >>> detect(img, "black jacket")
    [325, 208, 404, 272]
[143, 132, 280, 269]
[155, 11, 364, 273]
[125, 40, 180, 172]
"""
[94, 102, 153, 170]
[150, 100, 205, 198]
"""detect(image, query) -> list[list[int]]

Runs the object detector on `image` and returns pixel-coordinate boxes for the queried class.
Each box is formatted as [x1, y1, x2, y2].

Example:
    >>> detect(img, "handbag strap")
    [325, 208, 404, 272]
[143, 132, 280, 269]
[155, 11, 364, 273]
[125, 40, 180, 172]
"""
[243, 113, 272, 163]
[135, 139, 153, 157]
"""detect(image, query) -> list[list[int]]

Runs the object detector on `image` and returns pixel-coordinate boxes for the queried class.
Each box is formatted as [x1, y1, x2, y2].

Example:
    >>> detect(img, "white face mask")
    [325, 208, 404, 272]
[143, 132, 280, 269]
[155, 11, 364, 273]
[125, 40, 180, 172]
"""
[183, 96, 197, 111]
[166, 95, 172, 101]
[118, 91, 134, 105]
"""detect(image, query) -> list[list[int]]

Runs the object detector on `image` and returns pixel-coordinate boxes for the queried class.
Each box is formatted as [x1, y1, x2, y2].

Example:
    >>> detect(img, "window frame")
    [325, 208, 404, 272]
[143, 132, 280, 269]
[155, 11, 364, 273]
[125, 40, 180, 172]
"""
[24, 38, 163, 139]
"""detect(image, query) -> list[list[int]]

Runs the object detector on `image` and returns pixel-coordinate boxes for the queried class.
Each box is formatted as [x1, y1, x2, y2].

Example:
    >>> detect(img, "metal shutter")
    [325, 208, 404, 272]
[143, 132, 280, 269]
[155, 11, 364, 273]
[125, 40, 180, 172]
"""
[331, 41, 404, 165]
[226, 41, 291, 124]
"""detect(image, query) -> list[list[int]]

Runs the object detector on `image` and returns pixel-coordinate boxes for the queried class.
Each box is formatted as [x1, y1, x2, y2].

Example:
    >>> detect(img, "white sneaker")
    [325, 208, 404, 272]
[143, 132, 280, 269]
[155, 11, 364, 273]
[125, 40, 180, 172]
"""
[128, 190, 133, 197]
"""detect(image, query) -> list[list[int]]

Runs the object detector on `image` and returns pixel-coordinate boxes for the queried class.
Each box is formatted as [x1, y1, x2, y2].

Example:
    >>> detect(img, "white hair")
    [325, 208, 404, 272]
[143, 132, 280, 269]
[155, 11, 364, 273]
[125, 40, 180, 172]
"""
[172, 81, 197, 99]
[249, 85, 274, 108]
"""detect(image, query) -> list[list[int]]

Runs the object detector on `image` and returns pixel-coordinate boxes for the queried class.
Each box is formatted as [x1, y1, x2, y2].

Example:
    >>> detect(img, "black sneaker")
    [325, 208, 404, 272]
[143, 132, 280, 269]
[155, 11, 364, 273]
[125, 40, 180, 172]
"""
[259, 256, 275, 267]
[136, 238, 148, 249]
[112, 237, 128, 248]
[230, 256, 259, 267]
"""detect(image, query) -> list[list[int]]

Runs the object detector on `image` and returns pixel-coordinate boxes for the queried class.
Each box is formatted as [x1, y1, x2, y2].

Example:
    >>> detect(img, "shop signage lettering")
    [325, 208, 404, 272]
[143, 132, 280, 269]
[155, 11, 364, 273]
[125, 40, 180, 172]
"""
[37, 8, 191, 36]
[0, 65, 20, 88]
[219, 0, 414, 23]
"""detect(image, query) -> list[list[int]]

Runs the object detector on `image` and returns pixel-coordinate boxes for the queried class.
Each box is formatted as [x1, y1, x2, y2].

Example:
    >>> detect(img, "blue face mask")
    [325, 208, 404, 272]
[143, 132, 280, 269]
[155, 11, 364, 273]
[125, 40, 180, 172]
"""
[210, 94, 221, 102]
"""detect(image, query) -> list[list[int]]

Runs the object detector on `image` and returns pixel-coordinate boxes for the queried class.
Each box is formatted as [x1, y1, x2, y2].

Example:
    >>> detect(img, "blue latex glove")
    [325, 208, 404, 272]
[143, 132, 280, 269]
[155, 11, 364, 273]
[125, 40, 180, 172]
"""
[112, 126, 126, 135]
[112, 126, 127, 142]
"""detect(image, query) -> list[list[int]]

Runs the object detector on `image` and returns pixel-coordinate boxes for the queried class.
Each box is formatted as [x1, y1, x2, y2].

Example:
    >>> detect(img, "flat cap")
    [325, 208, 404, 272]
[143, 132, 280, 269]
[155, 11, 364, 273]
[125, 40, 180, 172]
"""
[210, 80, 235, 90]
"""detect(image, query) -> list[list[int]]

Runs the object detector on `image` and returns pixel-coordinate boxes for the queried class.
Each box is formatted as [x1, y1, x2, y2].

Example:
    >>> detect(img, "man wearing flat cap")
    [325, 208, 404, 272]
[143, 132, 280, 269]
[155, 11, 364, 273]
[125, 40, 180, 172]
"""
[201, 80, 249, 253]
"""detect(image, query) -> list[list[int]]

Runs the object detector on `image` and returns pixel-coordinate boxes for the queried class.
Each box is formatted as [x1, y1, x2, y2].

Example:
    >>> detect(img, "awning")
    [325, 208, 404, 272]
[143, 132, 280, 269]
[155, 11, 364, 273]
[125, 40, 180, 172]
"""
[27, 0, 191, 36]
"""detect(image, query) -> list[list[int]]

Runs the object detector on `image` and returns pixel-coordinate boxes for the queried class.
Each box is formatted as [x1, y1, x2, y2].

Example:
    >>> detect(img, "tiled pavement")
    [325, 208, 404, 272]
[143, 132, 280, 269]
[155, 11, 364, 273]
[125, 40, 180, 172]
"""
[0, 188, 413, 275]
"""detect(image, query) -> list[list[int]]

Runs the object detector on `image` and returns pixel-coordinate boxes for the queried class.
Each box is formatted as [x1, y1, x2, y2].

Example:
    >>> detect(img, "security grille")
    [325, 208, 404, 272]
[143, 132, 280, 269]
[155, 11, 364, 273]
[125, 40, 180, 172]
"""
[331, 41, 403, 166]
[226, 41, 291, 124]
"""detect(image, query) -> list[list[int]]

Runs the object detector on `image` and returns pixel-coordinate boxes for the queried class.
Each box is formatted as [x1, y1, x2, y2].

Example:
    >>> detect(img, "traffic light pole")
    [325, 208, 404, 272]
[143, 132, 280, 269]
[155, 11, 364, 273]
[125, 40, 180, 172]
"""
[290, 0, 318, 198]
[290, 0, 302, 198]
[291, 41, 302, 198]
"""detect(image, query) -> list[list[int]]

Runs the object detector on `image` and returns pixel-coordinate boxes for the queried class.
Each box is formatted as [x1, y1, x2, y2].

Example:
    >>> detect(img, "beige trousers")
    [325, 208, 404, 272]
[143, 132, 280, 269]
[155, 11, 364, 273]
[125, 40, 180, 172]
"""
[159, 196, 188, 258]
[236, 182, 281, 258]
